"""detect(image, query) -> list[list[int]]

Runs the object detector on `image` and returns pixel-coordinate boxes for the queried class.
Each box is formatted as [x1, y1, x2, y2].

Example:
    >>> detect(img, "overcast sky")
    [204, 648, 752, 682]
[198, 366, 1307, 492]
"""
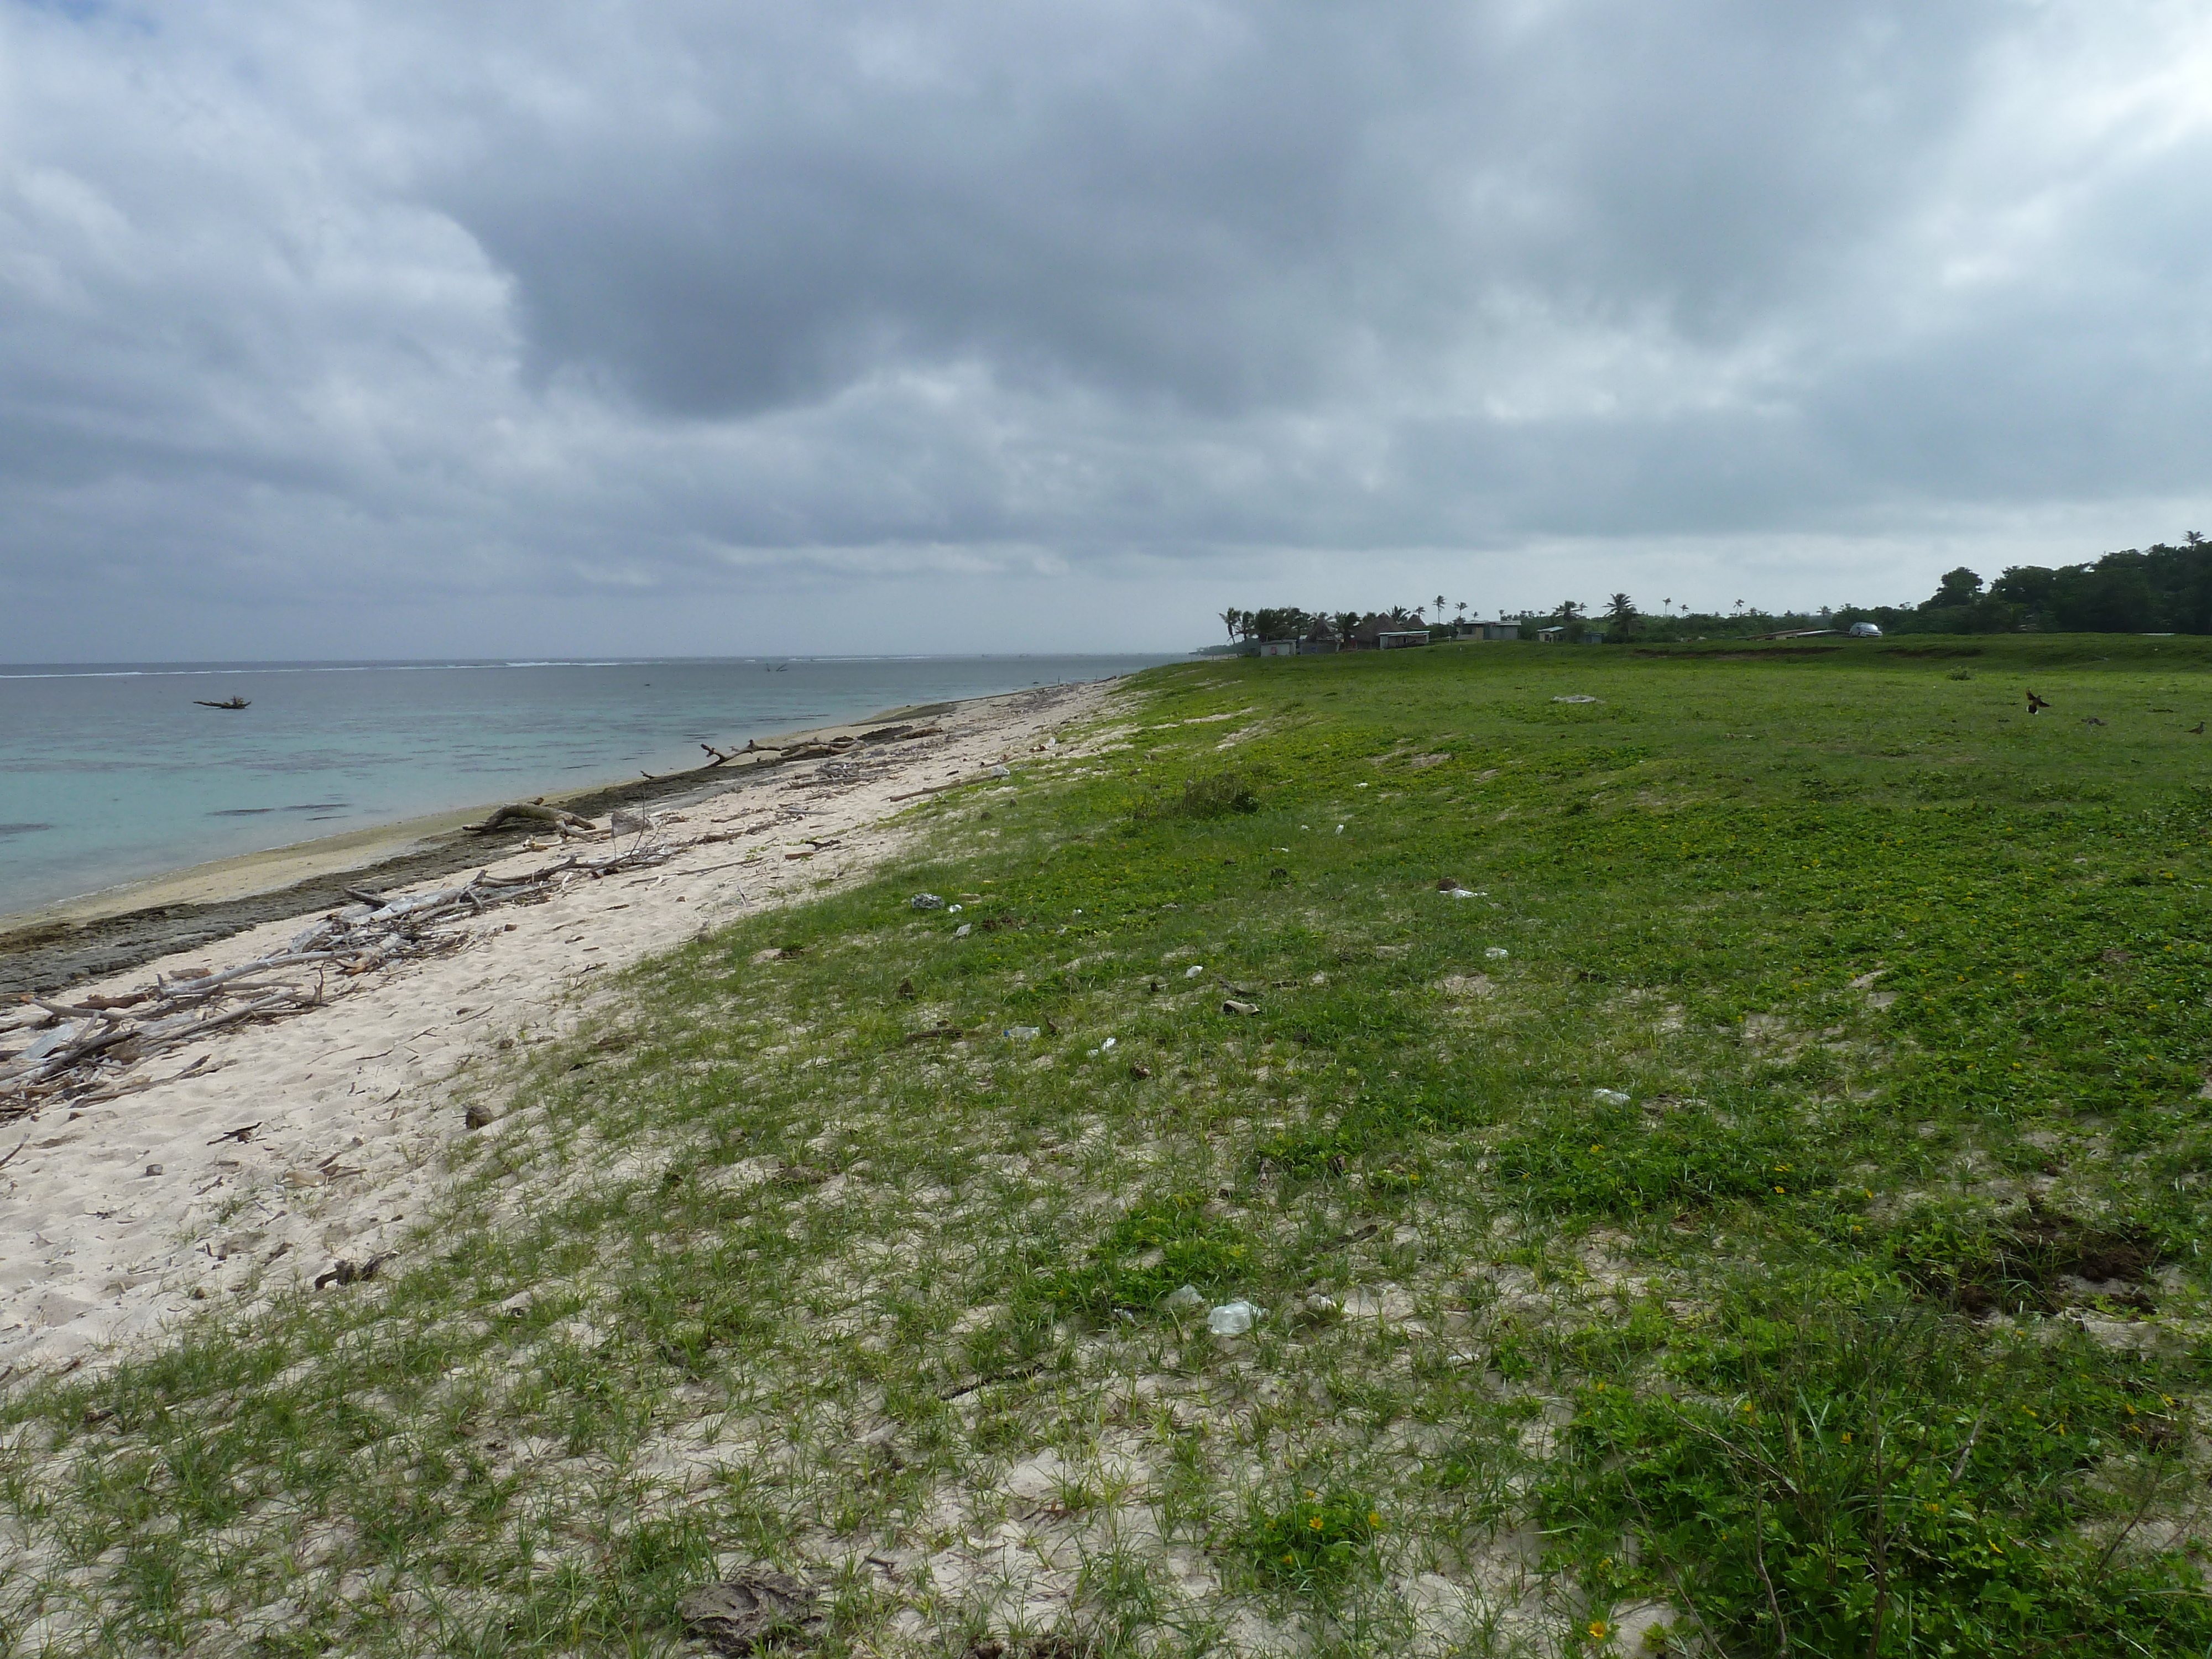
[2, 0, 2209, 659]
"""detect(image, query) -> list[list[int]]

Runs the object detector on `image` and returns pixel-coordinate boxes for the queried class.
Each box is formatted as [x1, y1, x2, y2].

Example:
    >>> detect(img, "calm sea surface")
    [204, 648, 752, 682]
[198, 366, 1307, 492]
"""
[0, 655, 1175, 918]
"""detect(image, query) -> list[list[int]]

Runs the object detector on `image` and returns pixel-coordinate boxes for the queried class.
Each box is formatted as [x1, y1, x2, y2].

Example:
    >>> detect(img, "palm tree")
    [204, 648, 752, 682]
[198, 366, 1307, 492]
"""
[1333, 611, 1362, 643]
[1557, 599, 1585, 620]
[1219, 608, 1241, 643]
[1434, 594, 1447, 617]
[1455, 601, 1468, 619]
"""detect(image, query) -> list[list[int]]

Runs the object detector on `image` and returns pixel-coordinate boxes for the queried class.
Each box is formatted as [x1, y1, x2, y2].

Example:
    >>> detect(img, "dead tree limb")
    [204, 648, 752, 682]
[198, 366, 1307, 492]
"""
[464, 804, 595, 835]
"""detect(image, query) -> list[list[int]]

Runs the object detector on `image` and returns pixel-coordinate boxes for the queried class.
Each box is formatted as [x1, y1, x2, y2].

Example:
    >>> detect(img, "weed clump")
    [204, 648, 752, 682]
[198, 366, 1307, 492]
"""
[1238, 1489, 1379, 1589]
[1491, 1098, 1819, 1218]
[1131, 770, 1260, 822]
[1541, 1297, 2211, 1655]
[1890, 1202, 2161, 1314]
[1045, 1193, 1254, 1316]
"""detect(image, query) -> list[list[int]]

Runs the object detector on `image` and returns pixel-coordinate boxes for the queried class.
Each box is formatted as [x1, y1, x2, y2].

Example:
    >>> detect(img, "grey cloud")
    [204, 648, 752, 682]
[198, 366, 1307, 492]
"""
[0, 0, 2209, 661]
[433, 2, 2000, 419]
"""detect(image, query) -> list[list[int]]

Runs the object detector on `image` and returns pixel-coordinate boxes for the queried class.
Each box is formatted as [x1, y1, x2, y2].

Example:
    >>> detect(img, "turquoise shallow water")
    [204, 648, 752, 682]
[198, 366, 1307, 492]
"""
[0, 655, 1172, 918]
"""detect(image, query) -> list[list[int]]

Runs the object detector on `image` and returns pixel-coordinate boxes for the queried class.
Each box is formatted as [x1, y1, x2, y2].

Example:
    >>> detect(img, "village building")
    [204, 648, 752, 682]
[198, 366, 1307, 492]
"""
[1346, 614, 1432, 649]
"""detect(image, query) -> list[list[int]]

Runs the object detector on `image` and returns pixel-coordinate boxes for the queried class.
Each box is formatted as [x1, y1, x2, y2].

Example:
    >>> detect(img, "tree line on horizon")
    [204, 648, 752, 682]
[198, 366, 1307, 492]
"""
[1849, 533, 2212, 636]
[1214, 533, 2212, 645]
[1216, 598, 1470, 646]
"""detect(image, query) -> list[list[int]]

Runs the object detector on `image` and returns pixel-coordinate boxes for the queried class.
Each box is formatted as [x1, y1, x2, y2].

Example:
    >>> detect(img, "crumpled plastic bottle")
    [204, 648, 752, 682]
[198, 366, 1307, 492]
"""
[1208, 1300, 1264, 1336]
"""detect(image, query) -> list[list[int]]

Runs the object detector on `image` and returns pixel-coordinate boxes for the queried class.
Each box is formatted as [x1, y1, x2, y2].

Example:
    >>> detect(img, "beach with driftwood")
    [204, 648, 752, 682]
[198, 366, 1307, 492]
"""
[0, 677, 1115, 1382]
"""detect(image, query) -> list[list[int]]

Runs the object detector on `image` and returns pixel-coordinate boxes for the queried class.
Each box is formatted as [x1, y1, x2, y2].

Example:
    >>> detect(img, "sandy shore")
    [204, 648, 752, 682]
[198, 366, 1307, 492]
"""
[0, 677, 1119, 1382]
[0, 696, 974, 999]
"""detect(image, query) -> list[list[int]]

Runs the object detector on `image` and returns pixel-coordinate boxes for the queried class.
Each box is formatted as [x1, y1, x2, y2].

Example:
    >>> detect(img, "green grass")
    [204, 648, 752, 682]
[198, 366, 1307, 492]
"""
[1239, 1488, 1380, 1592]
[5, 634, 2212, 1655]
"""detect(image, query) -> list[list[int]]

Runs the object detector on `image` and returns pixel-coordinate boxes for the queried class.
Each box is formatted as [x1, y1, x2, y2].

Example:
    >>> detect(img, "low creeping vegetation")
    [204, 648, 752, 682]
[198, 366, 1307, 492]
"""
[6, 634, 2212, 1656]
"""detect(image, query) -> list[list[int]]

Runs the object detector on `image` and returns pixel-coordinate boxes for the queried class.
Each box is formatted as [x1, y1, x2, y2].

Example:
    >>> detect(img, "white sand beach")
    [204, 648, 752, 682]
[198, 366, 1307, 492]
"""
[0, 679, 1117, 1383]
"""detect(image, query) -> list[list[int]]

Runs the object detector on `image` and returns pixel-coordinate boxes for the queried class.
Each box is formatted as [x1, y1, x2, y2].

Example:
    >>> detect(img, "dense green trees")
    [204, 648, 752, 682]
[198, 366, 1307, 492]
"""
[1210, 536, 2211, 649]
[1840, 534, 2212, 636]
[1994, 536, 2212, 632]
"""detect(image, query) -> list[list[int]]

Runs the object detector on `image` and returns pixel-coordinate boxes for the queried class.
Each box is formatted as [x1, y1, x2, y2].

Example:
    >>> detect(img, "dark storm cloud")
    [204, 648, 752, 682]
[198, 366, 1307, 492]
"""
[0, 0, 2209, 659]
[436, 2, 1991, 419]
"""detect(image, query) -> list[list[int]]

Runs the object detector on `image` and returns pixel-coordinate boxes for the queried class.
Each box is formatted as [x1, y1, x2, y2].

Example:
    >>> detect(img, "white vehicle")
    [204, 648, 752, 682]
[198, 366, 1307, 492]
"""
[1849, 622, 1883, 638]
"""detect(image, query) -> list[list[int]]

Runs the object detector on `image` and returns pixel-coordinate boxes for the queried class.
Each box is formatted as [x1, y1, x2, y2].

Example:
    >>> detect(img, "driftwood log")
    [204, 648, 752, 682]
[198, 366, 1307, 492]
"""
[5, 716, 964, 1113]
[464, 803, 595, 835]
[2, 832, 692, 1116]
[702, 725, 943, 769]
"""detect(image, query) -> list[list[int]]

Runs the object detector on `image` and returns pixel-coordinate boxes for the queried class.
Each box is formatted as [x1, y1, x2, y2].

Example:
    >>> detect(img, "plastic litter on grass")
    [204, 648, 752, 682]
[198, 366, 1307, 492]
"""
[1209, 1300, 1264, 1336]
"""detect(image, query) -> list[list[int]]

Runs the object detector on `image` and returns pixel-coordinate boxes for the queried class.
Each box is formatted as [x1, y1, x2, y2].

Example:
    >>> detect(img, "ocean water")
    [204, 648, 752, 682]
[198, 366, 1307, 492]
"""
[0, 655, 1174, 919]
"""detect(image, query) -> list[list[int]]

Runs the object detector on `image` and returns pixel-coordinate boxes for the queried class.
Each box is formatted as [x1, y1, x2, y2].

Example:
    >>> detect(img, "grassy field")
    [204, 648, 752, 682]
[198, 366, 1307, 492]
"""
[8, 635, 2212, 1656]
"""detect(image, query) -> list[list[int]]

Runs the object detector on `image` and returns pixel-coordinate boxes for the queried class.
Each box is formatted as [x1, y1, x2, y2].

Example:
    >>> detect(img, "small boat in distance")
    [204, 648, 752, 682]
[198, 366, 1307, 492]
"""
[193, 696, 251, 709]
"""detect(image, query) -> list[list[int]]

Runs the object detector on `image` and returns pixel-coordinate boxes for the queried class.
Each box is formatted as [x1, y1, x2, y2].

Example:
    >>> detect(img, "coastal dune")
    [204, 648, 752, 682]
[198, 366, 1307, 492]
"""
[0, 679, 1115, 1381]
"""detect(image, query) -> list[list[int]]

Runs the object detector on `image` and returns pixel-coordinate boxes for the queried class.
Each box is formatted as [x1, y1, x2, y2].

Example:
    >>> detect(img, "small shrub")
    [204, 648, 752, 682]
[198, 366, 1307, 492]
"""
[1131, 770, 1260, 822]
